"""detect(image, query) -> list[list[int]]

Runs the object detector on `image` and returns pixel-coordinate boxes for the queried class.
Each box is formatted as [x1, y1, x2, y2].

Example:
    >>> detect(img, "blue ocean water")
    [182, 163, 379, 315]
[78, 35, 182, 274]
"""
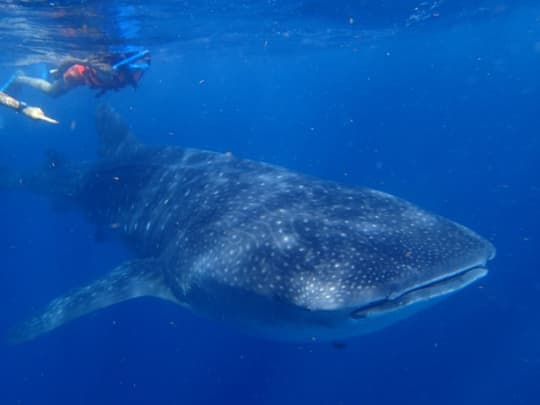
[0, 1, 539, 404]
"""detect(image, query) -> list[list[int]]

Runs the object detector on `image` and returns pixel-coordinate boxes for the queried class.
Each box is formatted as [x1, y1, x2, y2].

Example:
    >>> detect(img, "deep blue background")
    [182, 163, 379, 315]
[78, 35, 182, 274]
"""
[1, 3, 539, 405]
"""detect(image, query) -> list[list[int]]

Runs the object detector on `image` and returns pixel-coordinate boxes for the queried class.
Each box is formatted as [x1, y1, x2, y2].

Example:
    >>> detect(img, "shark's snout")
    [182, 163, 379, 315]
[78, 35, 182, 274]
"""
[350, 237, 495, 320]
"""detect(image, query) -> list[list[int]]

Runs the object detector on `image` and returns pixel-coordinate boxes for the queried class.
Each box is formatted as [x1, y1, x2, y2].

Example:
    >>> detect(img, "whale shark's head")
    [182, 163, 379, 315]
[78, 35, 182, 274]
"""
[338, 199, 496, 322]
[346, 230, 495, 322]
[189, 185, 496, 341]
[237, 220, 494, 341]
[288, 195, 495, 339]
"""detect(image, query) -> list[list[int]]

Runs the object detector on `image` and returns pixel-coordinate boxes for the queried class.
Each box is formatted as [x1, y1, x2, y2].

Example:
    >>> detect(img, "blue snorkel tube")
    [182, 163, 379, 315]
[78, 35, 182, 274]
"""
[112, 49, 150, 71]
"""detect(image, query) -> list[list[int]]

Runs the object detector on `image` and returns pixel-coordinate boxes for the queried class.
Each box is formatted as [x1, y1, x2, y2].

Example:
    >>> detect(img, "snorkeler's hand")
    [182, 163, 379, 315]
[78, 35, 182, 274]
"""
[21, 106, 59, 124]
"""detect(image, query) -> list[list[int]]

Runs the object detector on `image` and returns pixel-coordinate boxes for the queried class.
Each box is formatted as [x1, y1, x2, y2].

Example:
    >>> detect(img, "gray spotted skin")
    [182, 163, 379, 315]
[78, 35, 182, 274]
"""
[105, 149, 483, 307]
[9, 107, 495, 342]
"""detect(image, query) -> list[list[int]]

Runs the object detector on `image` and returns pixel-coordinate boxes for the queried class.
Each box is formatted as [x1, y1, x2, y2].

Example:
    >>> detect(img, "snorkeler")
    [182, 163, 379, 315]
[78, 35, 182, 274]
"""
[0, 49, 149, 124]
[6, 49, 151, 98]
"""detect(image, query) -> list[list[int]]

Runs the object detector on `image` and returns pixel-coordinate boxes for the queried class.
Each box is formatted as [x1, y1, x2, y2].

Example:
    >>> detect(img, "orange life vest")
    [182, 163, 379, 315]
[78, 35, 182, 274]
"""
[62, 63, 141, 91]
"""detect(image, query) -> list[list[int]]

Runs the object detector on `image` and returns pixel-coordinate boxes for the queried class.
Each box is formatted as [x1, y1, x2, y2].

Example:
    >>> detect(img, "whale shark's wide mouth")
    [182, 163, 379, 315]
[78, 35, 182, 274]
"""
[350, 265, 488, 319]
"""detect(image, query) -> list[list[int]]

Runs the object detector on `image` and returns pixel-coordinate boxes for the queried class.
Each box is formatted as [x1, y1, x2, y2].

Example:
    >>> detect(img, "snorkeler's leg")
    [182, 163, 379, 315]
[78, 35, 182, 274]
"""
[13, 76, 53, 92]
[13, 76, 71, 97]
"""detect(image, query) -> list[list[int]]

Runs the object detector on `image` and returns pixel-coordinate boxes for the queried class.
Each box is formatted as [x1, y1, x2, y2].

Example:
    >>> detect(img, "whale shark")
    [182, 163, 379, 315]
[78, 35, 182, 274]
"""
[3, 106, 495, 343]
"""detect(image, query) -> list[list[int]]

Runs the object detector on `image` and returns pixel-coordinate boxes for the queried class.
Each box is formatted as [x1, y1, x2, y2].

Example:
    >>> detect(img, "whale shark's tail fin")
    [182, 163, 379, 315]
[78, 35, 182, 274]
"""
[9, 259, 175, 343]
[96, 104, 139, 159]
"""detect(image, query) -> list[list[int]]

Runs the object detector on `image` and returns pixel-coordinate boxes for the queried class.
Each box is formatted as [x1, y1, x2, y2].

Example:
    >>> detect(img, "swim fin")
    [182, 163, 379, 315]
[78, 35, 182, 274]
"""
[0, 72, 17, 93]
[20, 105, 59, 124]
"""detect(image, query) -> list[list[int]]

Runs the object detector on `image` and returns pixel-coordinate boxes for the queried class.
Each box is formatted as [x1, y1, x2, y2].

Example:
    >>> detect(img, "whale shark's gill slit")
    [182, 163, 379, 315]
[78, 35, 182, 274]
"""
[8, 258, 173, 343]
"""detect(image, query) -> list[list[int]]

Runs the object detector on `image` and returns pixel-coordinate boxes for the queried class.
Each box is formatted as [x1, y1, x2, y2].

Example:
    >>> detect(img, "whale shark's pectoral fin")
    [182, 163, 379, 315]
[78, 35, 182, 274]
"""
[9, 258, 175, 344]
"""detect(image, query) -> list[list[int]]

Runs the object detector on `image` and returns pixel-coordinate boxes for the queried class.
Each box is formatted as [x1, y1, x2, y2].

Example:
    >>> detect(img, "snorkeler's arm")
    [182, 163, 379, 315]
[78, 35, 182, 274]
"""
[0, 91, 59, 124]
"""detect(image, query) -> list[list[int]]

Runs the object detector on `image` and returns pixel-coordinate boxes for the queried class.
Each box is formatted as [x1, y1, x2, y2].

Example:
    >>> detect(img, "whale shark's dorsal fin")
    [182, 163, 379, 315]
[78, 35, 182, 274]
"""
[9, 259, 175, 343]
[96, 104, 140, 159]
